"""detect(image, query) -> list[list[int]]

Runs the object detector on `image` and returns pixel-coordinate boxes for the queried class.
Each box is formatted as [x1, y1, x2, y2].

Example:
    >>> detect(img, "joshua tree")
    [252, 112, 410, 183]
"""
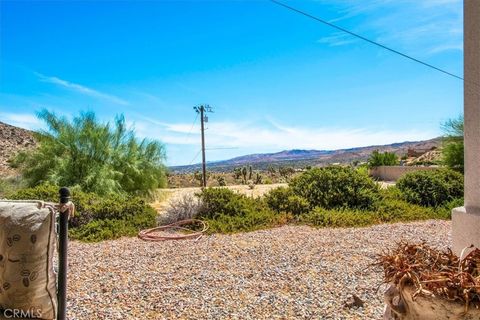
[255, 172, 262, 184]
[233, 167, 242, 180]
[241, 167, 248, 184]
[216, 176, 226, 186]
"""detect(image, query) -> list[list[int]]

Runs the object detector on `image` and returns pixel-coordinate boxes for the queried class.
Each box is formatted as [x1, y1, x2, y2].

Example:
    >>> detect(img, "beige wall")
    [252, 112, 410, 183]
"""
[369, 166, 438, 182]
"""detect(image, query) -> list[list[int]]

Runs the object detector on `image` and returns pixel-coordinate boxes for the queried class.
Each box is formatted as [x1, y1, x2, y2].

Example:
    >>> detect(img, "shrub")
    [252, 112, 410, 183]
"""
[368, 150, 398, 168]
[159, 194, 203, 225]
[69, 207, 156, 242]
[299, 207, 376, 228]
[6, 183, 157, 241]
[0, 177, 24, 198]
[289, 166, 380, 210]
[300, 198, 448, 229]
[12, 110, 167, 196]
[216, 176, 227, 186]
[195, 187, 289, 233]
[433, 197, 464, 219]
[442, 116, 464, 172]
[376, 197, 438, 222]
[396, 169, 464, 207]
[264, 187, 309, 216]
[195, 187, 261, 219]
[205, 209, 291, 234]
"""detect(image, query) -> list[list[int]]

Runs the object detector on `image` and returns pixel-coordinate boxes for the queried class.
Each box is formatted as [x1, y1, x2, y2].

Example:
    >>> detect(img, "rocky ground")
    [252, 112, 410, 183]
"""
[67, 220, 451, 320]
[0, 121, 35, 177]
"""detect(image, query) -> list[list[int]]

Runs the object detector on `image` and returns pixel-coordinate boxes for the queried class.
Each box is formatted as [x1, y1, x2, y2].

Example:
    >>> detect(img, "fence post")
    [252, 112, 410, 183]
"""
[57, 187, 70, 320]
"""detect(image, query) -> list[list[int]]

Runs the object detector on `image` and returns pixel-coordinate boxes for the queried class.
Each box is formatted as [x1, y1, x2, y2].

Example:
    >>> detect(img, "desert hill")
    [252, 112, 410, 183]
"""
[171, 138, 441, 173]
[0, 121, 36, 177]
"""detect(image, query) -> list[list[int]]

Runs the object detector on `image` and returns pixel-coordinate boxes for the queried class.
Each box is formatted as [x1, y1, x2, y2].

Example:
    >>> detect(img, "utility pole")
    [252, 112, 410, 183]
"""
[194, 105, 213, 188]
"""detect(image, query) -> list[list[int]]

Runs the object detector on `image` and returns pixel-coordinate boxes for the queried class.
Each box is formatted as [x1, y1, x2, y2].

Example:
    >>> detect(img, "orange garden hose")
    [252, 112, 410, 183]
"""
[138, 219, 208, 241]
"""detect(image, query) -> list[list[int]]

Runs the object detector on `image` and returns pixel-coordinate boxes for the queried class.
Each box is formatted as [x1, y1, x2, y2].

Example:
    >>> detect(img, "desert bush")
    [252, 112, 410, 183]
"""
[289, 166, 380, 210]
[216, 176, 227, 186]
[368, 150, 398, 168]
[205, 209, 291, 234]
[442, 116, 464, 172]
[196, 187, 263, 219]
[433, 197, 464, 219]
[7, 183, 59, 202]
[356, 164, 369, 176]
[300, 199, 448, 229]
[195, 187, 289, 233]
[12, 110, 167, 196]
[7, 183, 157, 241]
[279, 166, 295, 180]
[0, 176, 28, 198]
[69, 207, 156, 242]
[159, 194, 204, 225]
[376, 197, 438, 222]
[264, 186, 309, 216]
[396, 169, 464, 207]
[299, 207, 376, 228]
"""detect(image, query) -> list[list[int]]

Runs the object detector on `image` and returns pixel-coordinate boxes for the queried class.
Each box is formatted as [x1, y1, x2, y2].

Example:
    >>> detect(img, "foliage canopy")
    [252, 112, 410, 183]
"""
[13, 110, 167, 195]
[442, 116, 464, 172]
[396, 169, 464, 207]
[367, 150, 398, 168]
[289, 166, 380, 210]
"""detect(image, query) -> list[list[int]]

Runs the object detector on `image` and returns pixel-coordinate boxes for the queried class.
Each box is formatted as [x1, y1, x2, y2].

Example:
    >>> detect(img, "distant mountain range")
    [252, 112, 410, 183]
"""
[0, 120, 442, 176]
[170, 138, 442, 173]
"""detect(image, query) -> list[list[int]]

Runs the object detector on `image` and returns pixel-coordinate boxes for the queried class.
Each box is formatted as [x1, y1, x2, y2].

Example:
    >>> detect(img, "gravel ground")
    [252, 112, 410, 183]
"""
[67, 220, 451, 320]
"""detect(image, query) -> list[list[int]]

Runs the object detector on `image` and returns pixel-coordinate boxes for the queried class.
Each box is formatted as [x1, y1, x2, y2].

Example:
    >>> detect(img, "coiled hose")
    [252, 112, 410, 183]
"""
[138, 219, 208, 241]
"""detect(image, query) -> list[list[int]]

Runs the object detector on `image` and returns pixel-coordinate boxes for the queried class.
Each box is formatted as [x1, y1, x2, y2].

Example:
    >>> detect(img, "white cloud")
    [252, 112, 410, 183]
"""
[0, 112, 42, 130]
[317, 33, 358, 47]
[319, 0, 463, 57]
[35, 72, 129, 106]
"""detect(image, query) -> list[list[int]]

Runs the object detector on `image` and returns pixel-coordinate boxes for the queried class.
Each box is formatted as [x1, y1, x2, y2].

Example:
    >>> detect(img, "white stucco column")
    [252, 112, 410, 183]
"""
[452, 0, 480, 254]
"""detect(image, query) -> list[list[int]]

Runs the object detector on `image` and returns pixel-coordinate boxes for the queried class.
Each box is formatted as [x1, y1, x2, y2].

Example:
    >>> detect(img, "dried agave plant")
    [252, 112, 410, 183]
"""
[376, 241, 480, 310]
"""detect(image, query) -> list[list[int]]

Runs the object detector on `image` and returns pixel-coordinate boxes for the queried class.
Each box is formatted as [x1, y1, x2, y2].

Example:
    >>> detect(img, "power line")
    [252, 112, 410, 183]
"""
[206, 147, 239, 150]
[188, 149, 202, 166]
[185, 113, 199, 144]
[269, 0, 463, 81]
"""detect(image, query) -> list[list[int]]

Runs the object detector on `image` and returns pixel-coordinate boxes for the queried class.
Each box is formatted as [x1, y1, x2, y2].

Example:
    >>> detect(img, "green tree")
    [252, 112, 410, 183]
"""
[13, 110, 167, 196]
[367, 150, 398, 168]
[442, 116, 464, 172]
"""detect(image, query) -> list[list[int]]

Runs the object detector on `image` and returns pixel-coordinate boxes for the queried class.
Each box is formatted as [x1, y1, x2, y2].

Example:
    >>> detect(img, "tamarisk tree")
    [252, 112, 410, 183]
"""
[13, 110, 167, 196]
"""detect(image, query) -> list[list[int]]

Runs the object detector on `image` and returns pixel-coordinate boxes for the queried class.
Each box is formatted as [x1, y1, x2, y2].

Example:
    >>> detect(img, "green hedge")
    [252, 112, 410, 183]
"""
[299, 198, 448, 229]
[196, 187, 290, 233]
[264, 186, 309, 216]
[6, 183, 157, 242]
[289, 166, 380, 210]
[396, 169, 463, 207]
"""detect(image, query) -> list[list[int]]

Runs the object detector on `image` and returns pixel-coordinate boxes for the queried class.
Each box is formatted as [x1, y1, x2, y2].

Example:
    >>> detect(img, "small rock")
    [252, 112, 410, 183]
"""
[344, 294, 365, 308]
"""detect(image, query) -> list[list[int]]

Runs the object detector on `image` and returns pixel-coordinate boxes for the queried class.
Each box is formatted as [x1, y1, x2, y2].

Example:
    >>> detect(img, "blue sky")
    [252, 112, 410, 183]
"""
[0, 0, 463, 166]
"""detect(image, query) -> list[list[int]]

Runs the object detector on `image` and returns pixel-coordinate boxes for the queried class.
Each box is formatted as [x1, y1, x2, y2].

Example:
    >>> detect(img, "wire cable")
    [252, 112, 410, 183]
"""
[188, 149, 202, 166]
[185, 113, 199, 144]
[270, 0, 463, 81]
[206, 147, 239, 150]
